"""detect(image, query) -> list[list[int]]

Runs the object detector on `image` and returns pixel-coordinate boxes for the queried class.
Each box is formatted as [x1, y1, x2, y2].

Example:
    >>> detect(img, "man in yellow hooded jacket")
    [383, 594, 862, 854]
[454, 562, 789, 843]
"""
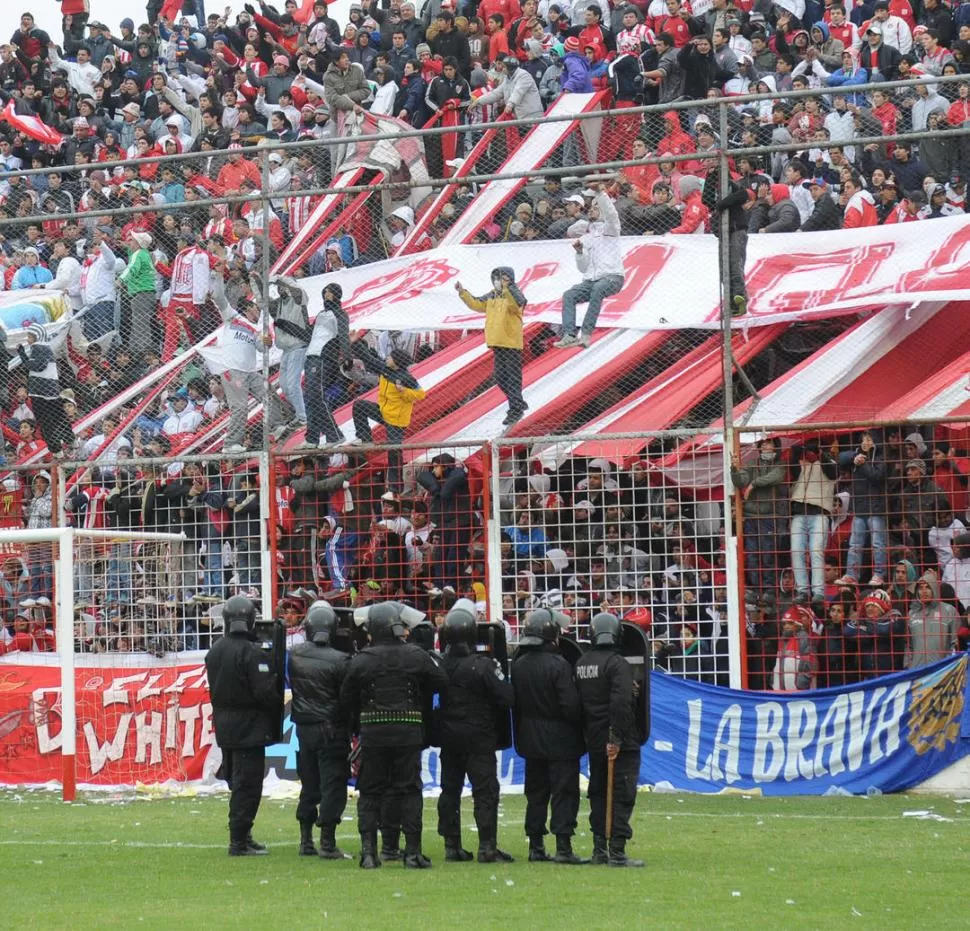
[352, 347, 426, 493]
[455, 266, 528, 426]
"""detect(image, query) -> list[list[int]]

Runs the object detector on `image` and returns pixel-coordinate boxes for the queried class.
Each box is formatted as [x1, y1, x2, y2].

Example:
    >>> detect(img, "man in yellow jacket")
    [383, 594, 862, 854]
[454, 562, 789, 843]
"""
[352, 347, 426, 492]
[455, 266, 528, 426]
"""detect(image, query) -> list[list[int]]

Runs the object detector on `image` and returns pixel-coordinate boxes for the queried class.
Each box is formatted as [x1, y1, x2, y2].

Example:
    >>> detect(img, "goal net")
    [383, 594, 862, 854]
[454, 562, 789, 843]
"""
[0, 526, 244, 800]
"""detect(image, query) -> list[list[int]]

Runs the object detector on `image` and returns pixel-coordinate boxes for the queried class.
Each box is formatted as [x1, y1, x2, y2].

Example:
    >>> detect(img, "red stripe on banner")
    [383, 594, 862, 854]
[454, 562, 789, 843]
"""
[573, 325, 788, 462]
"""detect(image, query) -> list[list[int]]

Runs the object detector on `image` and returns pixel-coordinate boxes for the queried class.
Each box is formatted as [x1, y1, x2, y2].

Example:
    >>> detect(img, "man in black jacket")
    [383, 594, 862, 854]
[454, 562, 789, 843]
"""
[710, 171, 756, 316]
[429, 12, 470, 76]
[574, 613, 644, 868]
[205, 596, 282, 856]
[512, 608, 587, 864]
[290, 600, 352, 859]
[800, 177, 842, 232]
[436, 599, 515, 863]
[340, 601, 448, 869]
[416, 453, 471, 590]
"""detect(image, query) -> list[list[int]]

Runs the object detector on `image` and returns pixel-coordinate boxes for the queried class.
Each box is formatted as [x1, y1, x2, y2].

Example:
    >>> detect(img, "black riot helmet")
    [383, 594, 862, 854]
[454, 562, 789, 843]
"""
[442, 598, 478, 649]
[223, 595, 257, 634]
[305, 600, 337, 644]
[590, 612, 621, 647]
[519, 607, 569, 647]
[367, 601, 407, 642]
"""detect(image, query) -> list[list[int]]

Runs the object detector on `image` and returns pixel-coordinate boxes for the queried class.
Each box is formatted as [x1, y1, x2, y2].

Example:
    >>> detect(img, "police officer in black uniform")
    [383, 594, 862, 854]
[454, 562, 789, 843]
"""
[436, 598, 515, 863]
[340, 601, 449, 869]
[205, 595, 281, 857]
[511, 608, 587, 864]
[574, 613, 645, 868]
[289, 600, 352, 860]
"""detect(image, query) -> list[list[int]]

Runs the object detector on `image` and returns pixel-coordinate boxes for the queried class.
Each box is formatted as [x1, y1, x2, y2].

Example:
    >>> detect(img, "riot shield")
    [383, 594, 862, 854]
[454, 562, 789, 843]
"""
[558, 634, 586, 666]
[252, 618, 286, 742]
[620, 621, 651, 744]
[476, 622, 513, 750]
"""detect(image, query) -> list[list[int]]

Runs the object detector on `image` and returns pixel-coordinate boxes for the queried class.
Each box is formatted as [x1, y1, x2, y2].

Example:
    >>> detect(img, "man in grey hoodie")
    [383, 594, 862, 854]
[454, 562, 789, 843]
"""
[906, 572, 958, 667]
[269, 276, 311, 430]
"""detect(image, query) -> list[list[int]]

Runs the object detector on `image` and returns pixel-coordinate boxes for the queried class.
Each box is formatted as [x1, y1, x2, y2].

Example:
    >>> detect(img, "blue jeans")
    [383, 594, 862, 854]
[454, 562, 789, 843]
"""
[83, 300, 115, 341]
[561, 274, 624, 338]
[279, 347, 307, 421]
[846, 514, 888, 582]
[791, 512, 827, 599]
[27, 544, 53, 600]
[106, 542, 132, 605]
[743, 516, 778, 592]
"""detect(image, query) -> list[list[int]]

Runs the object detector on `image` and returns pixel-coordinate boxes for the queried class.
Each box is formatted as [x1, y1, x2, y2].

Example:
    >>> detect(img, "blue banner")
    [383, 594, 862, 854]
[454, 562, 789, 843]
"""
[266, 654, 970, 796]
[643, 653, 970, 795]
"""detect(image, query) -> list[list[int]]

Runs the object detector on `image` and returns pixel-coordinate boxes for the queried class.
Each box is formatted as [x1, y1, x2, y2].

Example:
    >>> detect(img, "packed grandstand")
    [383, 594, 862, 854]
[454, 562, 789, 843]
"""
[0, 0, 968, 691]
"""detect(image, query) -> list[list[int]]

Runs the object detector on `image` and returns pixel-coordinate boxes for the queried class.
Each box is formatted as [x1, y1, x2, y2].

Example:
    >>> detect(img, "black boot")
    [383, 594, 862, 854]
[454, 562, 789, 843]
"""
[403, 833, 432, 869]
[590, 835, 609, 865]
[528, 835, 551, 862]
[380, 829, 402, 862]
[319, 824, 350, 860]
[299, 821, 318, 857]
[444, 836, 474, 862]
[359, 831, 381, 870]
[553, 835, 589, 865]
[608, 838, 644, 868]
[229, 831, 268, 857]
[478, 842, 515, 863]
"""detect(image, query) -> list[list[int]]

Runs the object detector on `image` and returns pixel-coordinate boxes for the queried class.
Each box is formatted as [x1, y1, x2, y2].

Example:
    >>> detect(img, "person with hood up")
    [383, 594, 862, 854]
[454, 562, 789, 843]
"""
[841, 171, 879, 227]
[554, 182, 624, 350]
[655, 110, 699, 173]
[838, 430, 890, 588]
[906, 571, 958, 667]
[824, 49, 870, 108]
[911, 77, 948, 132]
[670, 175, 710, 234]
[522, 38, 550, 84]
[540, 43, 566, 103]
[809, 21, 846, 69]
[559, 35, 594, 92]
[456, 267, 529, 426]
[750, 182, 801, 233]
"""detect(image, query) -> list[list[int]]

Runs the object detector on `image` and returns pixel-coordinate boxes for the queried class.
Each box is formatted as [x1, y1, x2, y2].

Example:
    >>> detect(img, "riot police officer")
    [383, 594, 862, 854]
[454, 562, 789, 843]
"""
[205, 596, 281, 856]
[289, 600, 352, 860]
[437, 599, 515, 863]
[511, 608, 587, 864]
[340, 601, 449, 869]
[574, 613, 645, 868]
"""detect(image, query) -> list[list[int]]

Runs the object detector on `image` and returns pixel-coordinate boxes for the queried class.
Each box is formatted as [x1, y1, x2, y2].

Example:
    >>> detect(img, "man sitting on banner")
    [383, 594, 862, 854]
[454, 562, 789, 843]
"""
[554, 182, 625, 350]
[350, 345, 426, 494]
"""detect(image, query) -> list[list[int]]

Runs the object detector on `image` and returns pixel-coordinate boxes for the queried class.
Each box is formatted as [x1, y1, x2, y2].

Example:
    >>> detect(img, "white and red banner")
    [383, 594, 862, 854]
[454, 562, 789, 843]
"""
[1, 101, 64, 147]
[303, 214, 970, 332]
[0, 661, 212, 786]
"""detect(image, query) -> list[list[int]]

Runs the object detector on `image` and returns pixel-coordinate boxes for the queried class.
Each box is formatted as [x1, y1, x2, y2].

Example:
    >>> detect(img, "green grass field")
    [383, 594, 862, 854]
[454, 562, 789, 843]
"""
[1, 790, 967, 929]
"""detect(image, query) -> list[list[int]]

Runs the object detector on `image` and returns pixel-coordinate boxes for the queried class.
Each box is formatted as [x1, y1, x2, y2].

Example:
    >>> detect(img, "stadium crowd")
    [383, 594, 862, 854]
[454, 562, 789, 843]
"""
[0, 0, 969, 685]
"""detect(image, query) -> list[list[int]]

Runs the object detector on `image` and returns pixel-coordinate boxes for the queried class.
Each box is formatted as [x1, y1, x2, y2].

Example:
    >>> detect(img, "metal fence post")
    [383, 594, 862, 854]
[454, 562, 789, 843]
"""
[718, 100, 743, 690]
[486, 440, 503, 624]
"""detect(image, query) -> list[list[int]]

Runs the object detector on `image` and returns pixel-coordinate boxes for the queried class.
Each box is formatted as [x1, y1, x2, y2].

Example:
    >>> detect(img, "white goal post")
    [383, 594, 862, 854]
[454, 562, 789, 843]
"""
[0, 526, 187, 801]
